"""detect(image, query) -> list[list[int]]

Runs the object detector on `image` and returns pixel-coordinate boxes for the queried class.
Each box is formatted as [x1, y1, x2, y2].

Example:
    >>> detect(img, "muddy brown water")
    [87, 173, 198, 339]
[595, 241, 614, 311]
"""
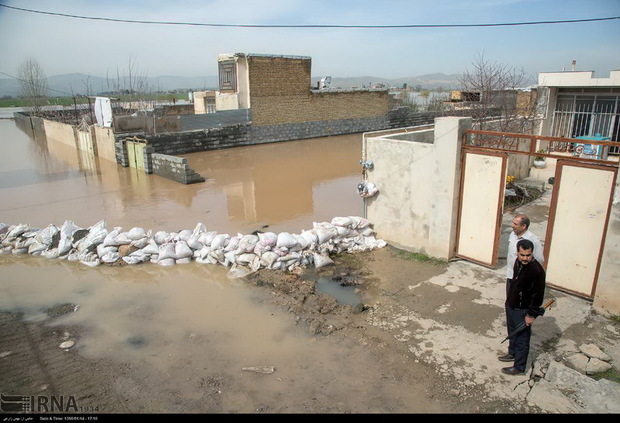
[0, 119, 444, 413]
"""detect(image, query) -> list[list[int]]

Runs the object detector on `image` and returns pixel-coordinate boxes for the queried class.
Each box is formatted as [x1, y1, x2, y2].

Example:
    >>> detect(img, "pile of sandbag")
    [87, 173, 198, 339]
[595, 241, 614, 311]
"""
[0, 217, 386, 277]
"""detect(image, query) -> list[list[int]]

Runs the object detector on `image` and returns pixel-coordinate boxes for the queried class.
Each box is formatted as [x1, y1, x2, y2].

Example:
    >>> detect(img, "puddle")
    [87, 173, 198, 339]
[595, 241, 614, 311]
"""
[314, 276, 363, 306]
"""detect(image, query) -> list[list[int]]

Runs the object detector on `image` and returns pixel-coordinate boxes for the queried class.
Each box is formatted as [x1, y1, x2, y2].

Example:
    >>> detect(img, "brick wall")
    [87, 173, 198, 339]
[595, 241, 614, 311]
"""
[246, 55, 390, 126]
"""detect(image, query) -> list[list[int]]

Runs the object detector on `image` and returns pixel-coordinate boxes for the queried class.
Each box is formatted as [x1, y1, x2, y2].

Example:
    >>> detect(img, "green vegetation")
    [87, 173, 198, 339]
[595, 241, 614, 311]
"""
[0, 92, 190, 108]
[592, 367, 620, 384]
[392, 248, 447, 266]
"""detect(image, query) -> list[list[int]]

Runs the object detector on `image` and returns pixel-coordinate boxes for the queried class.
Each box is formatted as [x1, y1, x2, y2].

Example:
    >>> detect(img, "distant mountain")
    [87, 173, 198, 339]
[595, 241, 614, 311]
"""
[0, 73, 220, 98]
[0, 72, 462, 98]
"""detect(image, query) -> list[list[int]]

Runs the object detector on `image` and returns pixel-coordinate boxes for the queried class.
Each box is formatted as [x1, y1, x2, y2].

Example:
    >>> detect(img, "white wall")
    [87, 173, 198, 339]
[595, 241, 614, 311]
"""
[363, 117, 471, 259]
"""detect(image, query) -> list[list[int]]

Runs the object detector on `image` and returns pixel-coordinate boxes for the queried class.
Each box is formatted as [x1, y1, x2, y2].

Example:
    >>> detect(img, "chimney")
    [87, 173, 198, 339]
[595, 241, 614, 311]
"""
[571, 60, 576, 71]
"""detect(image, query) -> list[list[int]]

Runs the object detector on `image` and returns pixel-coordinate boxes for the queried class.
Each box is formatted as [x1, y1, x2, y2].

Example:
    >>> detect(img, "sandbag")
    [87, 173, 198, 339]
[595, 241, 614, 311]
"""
[276, 232, 298, 249]
[313, 253, 334, 268]
[237, 234, 259, 253]
[175, 240, 193, 259]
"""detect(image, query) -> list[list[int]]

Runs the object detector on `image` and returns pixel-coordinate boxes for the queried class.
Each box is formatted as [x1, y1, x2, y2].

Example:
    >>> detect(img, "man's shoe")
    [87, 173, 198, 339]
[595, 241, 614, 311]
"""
[501, 366, 525, 375]
[498, 353, 514, 362]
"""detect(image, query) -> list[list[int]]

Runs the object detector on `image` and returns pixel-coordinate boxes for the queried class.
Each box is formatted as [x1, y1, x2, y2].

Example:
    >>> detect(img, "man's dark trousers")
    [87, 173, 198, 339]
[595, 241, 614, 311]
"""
[506, 304, 532, 371]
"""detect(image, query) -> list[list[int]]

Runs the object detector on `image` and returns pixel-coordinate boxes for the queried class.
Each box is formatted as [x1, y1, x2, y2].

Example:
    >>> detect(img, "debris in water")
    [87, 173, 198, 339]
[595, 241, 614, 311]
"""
[242, 366, 276, 374]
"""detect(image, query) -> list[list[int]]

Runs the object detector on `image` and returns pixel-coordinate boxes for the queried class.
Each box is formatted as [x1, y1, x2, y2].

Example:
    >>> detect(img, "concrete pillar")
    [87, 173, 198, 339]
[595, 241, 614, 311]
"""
[431, 117, 471, 259]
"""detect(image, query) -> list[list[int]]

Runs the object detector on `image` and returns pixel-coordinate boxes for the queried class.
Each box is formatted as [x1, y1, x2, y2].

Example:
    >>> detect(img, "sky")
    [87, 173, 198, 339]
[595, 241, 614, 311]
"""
[0, 0, 619, 83]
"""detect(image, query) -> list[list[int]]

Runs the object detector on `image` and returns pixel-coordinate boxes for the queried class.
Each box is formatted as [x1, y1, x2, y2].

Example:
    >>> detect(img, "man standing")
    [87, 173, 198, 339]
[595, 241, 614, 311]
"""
[499, 239, 546, 375]
[506, 214, 544, 295]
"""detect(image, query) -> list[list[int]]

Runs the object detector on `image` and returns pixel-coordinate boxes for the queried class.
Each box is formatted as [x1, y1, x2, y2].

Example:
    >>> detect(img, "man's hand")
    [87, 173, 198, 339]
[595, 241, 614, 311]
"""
[525, 315, 536, 326]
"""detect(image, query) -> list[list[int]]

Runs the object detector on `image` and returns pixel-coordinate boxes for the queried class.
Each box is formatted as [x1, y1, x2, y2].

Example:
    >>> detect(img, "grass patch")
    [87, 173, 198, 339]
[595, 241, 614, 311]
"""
[592, 367, 620, 384]
[608, 314, 620, 324]
[392, 248, 447, 266]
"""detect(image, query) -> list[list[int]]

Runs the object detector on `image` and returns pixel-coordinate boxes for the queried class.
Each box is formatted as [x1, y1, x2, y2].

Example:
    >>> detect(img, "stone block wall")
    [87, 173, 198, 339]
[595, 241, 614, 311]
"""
[150, 153, 205, 185]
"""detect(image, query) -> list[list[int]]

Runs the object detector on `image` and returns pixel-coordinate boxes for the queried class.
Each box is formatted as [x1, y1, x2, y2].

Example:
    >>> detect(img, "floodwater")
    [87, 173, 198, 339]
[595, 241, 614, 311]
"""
[0, 118, 446, 412]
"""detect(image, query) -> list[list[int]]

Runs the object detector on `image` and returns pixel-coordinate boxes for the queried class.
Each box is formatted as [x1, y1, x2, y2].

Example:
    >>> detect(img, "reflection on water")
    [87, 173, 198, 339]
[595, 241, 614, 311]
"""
[0, 120, 363, 235]
[0, 119, 372, 406]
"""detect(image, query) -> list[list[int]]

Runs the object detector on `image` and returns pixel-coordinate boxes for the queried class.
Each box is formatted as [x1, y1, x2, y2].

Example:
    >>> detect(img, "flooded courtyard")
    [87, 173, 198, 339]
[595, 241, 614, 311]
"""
[0, 118, 447, 413]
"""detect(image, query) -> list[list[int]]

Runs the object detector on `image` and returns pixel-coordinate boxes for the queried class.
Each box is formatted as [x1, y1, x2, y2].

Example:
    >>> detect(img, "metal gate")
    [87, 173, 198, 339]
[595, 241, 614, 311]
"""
[544, 161, 618, 298]
[126, 138, 147, 170]
[455, 150, 507, 267]
[457, 130, 618, 299]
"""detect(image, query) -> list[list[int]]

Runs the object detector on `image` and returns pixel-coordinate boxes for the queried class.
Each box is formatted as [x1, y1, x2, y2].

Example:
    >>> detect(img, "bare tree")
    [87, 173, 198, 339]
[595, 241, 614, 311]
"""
[458, 53, 536, 133]
[105, 56, 153, 115]
[18, 58, 49, 115]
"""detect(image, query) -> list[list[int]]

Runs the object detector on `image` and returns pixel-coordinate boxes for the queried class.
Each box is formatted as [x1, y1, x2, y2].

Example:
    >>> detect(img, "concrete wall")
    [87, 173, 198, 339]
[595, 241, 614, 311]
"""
[363, 117, 471, 260]
[595, 202, 620, 316]
[92, 125, 116, 163]
[43, 119, 76, 147]
[114, 115, 182, 134]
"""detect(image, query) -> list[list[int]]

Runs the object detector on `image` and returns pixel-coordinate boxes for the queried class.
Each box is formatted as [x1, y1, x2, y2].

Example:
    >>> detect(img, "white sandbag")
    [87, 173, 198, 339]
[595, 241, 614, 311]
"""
[101, 251, 120, 263]
[126, 227, 147, 240]
[122, 255, 145, 265]
[28, 240, 47, 255]
[335, 226, 351, 237]
[103, 227, 122, 246]
[260, 251, 279, 268]
[277, 252, 300, 263]
[300, 230, 318, 246]
[331, 216, 354, 227]
[35, 224, 59, 246]
[158, 242, 176, 260]
[176, 257, 192, 264]
[157, 258, 176, 266]
[97, 244, 117, 257]
[142, 240, 159, 255]
[200, 231, 218, 247]
[227, 265, 253, 279]
[153, 231, 170, 245]
[209, 249, 226, 264]
[224, 236, 240, 252]
[313, 253, 334, 268]
[76, 220, 107, 252]
[349, 216, 371, 229]
[0, 246, 12, 254]
[175, 240, 193, 259]
[130, 237, 149, 249]
[175, 229, 193, 242]
[211, 234, 230, 250]
[79, 251, 100, 267]
[293, 234, 310, 250]
[7, 223, 28, 239]
[253, 242, 271, 256]
[237, 234, 259, 253]
[315, 226, 337, 244]
[236, 252, 257, 266]
[187, 224, 205, 249]
[258, 232, 278, 247]
[276, 232, 298, 249]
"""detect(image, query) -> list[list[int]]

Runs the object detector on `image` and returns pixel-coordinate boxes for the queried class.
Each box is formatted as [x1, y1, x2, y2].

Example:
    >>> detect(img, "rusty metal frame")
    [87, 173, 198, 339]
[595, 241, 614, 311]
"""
[454, 149, 508, 268]
[543, 160, 618, 299]
[463, 129, 619, 168]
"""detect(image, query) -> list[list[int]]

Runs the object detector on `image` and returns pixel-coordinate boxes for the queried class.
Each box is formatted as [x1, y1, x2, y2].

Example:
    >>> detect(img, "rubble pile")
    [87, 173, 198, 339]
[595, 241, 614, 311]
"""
[0, 217, 387, 277]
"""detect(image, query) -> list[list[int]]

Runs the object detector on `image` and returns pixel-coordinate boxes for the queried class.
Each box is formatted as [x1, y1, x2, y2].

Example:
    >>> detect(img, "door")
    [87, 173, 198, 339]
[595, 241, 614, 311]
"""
[455, 150, 508, 267]
[126, 140, 146, 170]
[544, 161, 617, 298]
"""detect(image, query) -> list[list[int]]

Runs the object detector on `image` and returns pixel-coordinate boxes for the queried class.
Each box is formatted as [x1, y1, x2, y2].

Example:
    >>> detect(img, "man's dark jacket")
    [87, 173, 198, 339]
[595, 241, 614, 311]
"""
[507, 258, 546, 317]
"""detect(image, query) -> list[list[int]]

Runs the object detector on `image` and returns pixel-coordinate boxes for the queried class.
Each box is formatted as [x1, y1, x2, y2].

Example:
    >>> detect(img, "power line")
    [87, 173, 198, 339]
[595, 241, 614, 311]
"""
[1, 4, 618, 29]
[0, 71, 73, 96]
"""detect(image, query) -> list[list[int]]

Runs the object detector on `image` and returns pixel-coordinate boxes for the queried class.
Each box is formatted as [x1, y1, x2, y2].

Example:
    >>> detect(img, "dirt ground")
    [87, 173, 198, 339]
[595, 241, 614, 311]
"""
[1, 244, 617, 416]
